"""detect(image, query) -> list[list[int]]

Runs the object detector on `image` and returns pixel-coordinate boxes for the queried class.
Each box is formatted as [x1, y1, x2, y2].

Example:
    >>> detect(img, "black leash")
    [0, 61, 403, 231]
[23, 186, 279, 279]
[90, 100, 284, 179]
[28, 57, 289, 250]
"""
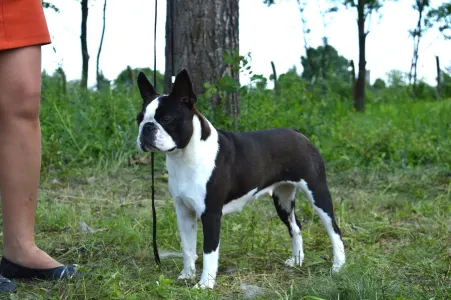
[152, 0, 161, 266]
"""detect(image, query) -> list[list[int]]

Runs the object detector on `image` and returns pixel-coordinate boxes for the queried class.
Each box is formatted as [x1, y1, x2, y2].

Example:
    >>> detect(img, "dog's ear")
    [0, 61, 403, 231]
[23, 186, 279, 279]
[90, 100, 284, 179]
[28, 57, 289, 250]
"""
[137, 72, 158, 101]
[172, 69, 197, 108]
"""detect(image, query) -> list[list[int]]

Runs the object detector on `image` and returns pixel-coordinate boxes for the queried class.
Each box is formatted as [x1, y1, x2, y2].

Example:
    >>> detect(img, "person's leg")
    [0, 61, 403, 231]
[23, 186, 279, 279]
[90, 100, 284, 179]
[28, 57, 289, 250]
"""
[0, 45, 62, 269]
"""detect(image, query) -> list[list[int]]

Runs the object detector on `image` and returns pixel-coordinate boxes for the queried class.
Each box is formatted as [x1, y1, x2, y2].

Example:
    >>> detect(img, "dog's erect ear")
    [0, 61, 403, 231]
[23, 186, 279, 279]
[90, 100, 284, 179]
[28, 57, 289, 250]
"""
[137, 72, 158, 101]
[172, 69, 197, 108]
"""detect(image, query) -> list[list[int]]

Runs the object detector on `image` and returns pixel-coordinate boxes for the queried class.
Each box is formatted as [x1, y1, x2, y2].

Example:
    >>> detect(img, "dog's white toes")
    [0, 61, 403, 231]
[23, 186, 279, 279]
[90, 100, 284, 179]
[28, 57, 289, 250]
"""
[284, 257, 303, 267]
[332, 260, 345, 273]
[177, 271, 196, 280]
[193, 279, 215, 289]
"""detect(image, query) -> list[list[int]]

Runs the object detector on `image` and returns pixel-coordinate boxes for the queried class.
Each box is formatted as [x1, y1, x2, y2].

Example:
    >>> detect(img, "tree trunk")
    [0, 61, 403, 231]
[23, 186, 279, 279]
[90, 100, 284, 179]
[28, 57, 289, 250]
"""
[436, 55, 441, 98]
[270, 61, 279, 96]
[355, 0, 366, 112]
[350, 59, 356, 98]
[409, 1, 426, 98]
[296, 0, 314, 83]
[165, 0, 240, 125]
[96, 0, 107, 90]
[80, 0, 89, 89]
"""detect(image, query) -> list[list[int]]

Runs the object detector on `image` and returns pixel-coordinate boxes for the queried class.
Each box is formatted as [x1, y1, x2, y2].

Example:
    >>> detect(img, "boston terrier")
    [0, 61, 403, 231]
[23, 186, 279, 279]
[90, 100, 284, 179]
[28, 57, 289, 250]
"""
[136, 70, 345, 289]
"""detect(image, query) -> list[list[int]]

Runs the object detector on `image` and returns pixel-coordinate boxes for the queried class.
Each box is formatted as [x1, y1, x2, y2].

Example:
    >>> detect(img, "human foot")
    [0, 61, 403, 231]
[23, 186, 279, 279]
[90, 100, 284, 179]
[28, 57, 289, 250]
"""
[2, 243, 62, 270]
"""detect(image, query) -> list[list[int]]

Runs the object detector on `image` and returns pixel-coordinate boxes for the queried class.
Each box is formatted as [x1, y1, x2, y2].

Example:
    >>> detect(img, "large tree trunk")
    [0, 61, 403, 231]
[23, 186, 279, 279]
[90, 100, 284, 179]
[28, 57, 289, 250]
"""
[164, 0, 240, 125]
[80, 0, 89, 89]
[96, 0, 107, 90]
[355, 0, 366, 112]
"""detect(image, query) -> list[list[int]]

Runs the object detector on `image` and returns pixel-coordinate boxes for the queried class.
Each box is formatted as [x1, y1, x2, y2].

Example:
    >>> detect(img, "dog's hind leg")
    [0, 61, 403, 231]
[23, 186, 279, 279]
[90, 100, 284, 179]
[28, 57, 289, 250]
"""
[298, 178, 345, 272]
[272, 184, 304, 267]
[175, 199, 198, 280]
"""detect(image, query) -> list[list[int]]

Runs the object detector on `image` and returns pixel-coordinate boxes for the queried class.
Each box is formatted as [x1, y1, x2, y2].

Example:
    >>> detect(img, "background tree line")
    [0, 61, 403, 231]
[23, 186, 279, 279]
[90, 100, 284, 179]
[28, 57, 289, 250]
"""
[42, 0, 451, 119]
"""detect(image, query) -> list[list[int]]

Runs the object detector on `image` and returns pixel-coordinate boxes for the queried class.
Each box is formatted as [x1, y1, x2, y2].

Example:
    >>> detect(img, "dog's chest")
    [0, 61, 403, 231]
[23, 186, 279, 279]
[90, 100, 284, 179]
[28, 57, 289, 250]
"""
[166, 145, 218, 216]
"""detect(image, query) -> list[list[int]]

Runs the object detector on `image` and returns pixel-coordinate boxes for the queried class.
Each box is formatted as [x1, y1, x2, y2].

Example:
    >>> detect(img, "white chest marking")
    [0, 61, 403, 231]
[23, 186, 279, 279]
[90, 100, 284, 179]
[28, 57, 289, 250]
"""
[166, 116, 219, 217]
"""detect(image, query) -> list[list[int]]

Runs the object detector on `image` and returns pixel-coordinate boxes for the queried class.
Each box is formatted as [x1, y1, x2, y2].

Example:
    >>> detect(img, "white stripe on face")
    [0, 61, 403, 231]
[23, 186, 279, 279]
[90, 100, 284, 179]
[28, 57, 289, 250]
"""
[137, 97, 177, 152]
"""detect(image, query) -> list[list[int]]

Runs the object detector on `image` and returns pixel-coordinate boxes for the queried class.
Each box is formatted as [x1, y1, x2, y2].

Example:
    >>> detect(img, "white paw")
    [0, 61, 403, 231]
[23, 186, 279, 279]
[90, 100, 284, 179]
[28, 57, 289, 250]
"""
[332, 260, 345, 273]
[177, 270, 196, 280]
[193, 278, 215, 289]
[285, 256, 303, 267]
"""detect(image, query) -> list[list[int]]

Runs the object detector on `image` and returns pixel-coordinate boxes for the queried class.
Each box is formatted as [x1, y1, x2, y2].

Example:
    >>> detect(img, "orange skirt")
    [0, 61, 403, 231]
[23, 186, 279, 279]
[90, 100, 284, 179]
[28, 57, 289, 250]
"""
[0, 0, 51, 50]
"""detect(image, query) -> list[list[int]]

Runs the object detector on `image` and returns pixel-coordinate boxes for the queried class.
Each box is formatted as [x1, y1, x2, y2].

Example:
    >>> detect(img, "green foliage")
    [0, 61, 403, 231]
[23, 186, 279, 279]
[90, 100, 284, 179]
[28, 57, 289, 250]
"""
[42, 1, 59, 13]
[40, 72, 144, 175]
[39, 61, 450, 176]
[427, 2, 451, 39]
[114, 66, 164, 90]
[373, 78, 386, 89]
[442, 72, 451, 98]
[342, 0, 383, 11]
[301, 44, 350, 82]
[386, 69, 408, 87]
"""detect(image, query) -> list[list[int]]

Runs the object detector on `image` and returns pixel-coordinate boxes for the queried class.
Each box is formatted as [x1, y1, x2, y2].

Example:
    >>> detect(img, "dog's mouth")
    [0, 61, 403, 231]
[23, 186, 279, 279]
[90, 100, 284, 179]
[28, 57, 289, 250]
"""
[141, 145, 176, 153]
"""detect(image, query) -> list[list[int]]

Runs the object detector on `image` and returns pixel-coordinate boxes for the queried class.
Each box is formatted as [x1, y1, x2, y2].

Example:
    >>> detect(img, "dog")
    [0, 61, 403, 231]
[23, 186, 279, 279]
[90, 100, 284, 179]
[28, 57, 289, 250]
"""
[136, 69, 345, 289]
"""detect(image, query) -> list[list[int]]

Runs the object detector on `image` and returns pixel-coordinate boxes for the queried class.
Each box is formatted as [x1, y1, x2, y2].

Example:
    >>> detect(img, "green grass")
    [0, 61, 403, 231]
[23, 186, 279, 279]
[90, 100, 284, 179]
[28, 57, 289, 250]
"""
[0, 72, 449, 299]
[1, 165, 449, 299]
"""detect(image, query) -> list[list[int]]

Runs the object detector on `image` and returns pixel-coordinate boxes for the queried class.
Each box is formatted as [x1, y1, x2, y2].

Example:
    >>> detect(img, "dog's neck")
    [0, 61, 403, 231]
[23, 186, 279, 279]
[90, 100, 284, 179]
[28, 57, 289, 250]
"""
[166, 111, 218, 163]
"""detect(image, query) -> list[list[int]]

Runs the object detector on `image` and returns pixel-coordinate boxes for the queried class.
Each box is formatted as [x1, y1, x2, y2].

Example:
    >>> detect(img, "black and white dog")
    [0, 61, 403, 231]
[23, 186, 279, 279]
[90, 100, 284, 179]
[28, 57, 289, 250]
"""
[136, 70, 345, 289]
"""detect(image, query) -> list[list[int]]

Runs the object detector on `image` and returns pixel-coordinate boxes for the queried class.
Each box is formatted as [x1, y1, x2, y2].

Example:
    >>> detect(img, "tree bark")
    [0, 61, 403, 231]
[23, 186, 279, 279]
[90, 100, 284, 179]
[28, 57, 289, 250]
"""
[350, 59, 356, 98]
[436, 55, 441, 98]
[271, 61, 279, 96]
[165, 0, 240, 124]
[409, 1, 427, 98]
[355, 0, 366, 112]
[96, 0, 107, 90]
[80, 0, 89, 89]
[296, 0, 314, 82]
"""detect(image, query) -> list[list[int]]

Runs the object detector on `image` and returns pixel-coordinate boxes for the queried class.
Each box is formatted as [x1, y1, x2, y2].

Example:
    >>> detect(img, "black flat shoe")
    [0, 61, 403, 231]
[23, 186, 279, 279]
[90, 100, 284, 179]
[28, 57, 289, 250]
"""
[0, 275, 17, 293]
[0, 257, 76, 281]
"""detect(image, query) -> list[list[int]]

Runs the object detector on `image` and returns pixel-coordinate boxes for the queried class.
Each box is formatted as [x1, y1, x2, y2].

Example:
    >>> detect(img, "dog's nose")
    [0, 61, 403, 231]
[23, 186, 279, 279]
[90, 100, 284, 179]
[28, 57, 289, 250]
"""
[142, 122, 157, 135]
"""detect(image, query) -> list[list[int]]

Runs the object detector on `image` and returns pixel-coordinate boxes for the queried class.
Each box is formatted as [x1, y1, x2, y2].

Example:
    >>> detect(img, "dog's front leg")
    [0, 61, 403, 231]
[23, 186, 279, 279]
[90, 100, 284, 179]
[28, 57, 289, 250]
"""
[195, 211, 222, 289]
[175, 199, 198, 280]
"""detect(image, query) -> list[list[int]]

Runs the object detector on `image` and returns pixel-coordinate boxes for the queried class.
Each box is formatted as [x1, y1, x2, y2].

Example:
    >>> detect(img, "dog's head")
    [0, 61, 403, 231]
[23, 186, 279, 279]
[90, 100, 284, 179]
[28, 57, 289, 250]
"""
[136, 69, 198, 153]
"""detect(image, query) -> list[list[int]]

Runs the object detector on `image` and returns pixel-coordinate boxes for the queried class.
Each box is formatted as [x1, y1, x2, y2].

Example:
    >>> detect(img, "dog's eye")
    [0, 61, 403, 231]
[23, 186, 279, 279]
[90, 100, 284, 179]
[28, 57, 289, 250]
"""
[159, 116, 173, 125]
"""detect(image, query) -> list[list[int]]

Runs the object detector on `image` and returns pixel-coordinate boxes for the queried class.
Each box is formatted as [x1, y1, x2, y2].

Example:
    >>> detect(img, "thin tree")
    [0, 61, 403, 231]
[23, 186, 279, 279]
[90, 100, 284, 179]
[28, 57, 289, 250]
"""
[409, 0, 430, 97]
[96, 0, 107, 90]
[317, 2, 338, 81]
[296, 0, 314, 82]
[344, 0, 383, 112]
[80, 0, 89, 89]
[265, 0, 383, 111]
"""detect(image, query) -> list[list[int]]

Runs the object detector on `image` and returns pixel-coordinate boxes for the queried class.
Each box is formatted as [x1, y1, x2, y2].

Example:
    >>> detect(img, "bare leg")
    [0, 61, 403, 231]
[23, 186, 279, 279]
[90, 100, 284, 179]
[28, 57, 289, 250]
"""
[0, 46, 62, 269]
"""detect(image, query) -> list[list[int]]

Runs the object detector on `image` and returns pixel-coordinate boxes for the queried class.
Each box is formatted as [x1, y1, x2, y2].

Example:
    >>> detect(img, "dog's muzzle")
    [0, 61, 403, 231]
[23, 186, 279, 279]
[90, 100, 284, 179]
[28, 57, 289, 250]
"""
[140, 122, 158, 152]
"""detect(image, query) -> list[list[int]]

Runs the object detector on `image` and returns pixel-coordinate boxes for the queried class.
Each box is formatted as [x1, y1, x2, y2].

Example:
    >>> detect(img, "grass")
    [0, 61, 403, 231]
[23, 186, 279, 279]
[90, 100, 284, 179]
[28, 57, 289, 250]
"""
[0, 72, 449, 299]
[1, 164, 449, 299]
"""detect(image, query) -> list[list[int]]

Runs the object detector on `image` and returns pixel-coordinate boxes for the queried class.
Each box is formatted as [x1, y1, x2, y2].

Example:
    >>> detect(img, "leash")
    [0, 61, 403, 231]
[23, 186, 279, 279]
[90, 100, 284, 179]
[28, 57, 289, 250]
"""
[152, 0, 161, 266]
